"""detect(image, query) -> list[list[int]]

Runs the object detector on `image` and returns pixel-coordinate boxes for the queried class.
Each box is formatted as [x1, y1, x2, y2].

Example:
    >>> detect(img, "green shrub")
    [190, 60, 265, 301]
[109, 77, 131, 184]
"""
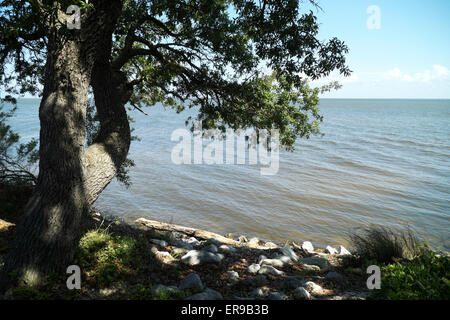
[74, 228, 153, 288]
[347, 225, 423, 265]
[372, 249, 450, 300]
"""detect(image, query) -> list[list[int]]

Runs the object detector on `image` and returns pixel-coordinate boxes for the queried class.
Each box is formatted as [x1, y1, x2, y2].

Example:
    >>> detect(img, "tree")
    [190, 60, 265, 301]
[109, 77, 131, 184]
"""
[0, 0, 350, 290]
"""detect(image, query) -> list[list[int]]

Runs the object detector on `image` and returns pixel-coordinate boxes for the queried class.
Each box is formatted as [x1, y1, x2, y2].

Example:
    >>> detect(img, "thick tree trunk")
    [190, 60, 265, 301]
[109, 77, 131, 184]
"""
[1, 37, 92, 288]
[0, 1, 127, 291]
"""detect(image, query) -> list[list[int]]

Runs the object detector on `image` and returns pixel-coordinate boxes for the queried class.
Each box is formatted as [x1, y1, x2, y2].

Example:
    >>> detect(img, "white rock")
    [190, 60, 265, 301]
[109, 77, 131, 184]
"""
[181, 250, 224, 266]
[250, 287, 269, 298]
[280, 245, 299, 262]
[258, 265, 284, 276]
[226, 271, 240, 283]
[171, 247, 186, 255]
[339, 245, 351, 255]
[302, 241, 315, 253]
[304, 281, 325, 295]
[294, 287, 311, 300]
[218, 244, 236, 254]
[247, 264, 261, 274]
[150, 239, 168, 247]
[258, 255, 268, 265]
[325, 246, 338, 254]
[278, 255, 292, 264]
[260, 259, 284, 268]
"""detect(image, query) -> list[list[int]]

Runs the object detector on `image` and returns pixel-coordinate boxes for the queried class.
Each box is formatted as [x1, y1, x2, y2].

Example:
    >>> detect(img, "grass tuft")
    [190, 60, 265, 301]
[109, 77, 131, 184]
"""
[346, 225, 423, 265]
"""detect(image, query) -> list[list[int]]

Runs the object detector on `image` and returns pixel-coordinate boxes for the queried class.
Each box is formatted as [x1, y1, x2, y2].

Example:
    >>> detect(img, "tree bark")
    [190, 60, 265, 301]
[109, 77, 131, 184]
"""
[0, 0, 127, 291]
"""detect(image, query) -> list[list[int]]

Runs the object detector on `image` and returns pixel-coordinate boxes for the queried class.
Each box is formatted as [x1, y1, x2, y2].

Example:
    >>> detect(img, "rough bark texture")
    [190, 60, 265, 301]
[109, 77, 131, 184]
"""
[0, 0, 127, 291]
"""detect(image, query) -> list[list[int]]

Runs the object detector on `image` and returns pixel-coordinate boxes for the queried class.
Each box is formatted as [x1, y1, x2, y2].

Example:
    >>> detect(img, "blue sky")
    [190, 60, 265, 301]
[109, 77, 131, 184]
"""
[9, 0, 450, 99]
[308, 0, 450, 98]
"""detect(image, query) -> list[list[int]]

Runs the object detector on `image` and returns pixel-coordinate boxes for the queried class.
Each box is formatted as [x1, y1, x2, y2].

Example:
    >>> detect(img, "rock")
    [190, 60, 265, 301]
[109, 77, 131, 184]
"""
[202, 244, 218, 253]
[300, 257, 330, 270]
[240, 275, 268, 287]
[325, 245, 338, 254]
[171, 239, 194, 250]
[248, 237, 260, 246]
[303, 281, 325, 295]
[250, 287, 270, 298]
[179, 273, 203, 291]
[278, 255, 292, 264]
[154, 251, 175, 262]
[181, 250, 224, 266]
[339, 245, 351, 255]
[171, 247, 186, 255]
[226, 271, 240, 283]
[280, 245, 299, 262]
[293, 287, 311, 300]
[187, 237, 202, 245]
[219, 244, 236, 254]
[267, 292, 287, 300]
[302, 264, 321, 272]
[207, 238, 223, 246]
[185, 289, 223, 300]
[238, 235, 248, 243]
[282, 276, 307, 290]
[302, 241, 314, 253]
[258, 265, 284, 276]
[260, 258, 284, 268]
[150, 239, 168, 247]
[258, 255, 268, 265]
[247, 264, 261, 274]
[325, 271, 344, 282]
[150, 246, 159, 254]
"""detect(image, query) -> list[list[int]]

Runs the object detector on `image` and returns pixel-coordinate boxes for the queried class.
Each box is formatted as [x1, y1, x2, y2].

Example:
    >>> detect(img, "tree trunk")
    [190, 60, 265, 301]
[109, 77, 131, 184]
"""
[0, 0, 127, 291]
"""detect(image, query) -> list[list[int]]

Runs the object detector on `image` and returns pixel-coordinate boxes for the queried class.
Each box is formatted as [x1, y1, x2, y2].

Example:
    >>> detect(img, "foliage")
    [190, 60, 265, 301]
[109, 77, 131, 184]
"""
[0, 97, 38, 187]
[74, 227, 154, 288]
[1, 0, 351, 152]
[372, 249, 450, 300]
[346, 225, 424, 265]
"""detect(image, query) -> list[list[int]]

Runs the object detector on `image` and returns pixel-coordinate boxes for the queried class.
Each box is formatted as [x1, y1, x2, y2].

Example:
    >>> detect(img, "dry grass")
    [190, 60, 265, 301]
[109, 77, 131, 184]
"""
[347, 225, 424, 264]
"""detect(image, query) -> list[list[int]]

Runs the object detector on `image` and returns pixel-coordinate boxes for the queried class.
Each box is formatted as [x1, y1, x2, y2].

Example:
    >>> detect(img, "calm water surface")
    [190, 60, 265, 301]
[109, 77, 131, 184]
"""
[10, 99, 450, 250]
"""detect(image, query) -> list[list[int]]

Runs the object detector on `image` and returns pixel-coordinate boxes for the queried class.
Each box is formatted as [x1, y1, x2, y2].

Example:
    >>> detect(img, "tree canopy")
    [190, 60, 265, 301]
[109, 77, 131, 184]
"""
[1, 0, 350, 150]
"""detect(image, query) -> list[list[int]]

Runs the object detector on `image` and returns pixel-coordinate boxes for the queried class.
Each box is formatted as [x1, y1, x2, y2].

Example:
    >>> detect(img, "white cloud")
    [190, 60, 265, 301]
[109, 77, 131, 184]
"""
[384, 65, 449, 83]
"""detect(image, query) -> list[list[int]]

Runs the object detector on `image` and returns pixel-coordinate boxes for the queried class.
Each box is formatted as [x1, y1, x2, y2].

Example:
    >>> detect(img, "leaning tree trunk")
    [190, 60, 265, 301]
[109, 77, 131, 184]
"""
[0, 0, 128, 291]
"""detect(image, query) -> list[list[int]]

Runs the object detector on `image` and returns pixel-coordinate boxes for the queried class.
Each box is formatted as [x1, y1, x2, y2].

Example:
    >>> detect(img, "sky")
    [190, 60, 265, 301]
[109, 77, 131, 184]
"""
[7, 0, 450, 99]
[308, 0, 450, 98]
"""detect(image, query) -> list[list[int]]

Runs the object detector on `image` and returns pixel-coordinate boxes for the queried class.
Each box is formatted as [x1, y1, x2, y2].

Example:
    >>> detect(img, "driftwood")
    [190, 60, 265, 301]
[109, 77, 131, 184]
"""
[135, 218, 279, 249]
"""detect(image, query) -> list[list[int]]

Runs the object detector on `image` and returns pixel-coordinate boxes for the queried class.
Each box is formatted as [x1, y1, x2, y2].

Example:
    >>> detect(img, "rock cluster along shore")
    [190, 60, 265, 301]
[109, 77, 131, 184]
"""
[95, 214, 370, 300]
